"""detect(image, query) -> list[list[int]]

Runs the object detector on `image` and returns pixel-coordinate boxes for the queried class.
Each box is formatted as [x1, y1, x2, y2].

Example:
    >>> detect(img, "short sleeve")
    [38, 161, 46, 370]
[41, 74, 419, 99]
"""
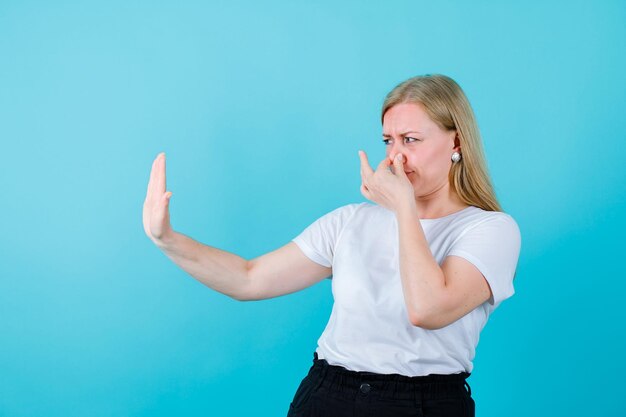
[447, 213, 521, 309]
[292, 204, 360, 268]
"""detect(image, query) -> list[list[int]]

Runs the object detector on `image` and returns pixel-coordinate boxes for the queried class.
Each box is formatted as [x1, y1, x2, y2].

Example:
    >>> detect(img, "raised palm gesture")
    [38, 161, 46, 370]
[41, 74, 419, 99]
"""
[143, 152, 174, 245]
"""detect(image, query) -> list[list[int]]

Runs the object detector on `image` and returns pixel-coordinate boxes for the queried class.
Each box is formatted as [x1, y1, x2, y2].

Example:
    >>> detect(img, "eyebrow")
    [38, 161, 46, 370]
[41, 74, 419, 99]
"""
[382, 131, 424, 138]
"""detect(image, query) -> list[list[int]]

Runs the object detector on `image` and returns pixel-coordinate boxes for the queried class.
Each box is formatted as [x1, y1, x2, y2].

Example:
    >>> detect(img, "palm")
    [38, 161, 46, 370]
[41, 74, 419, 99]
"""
[143, 153, 173, 243]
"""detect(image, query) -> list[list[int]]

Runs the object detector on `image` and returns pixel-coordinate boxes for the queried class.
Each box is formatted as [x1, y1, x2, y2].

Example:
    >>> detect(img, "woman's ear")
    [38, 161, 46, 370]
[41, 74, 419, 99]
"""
[453, 131, 461, 151]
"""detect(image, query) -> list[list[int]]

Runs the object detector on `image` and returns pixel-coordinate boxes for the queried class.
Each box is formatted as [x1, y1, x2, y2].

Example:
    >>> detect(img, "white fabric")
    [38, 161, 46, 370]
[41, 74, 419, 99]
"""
[292, 202, 521, 376]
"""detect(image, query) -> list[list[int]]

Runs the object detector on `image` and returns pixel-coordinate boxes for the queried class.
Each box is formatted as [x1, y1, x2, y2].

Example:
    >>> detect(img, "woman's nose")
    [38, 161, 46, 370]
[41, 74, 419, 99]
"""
[388, 142, 403, 162]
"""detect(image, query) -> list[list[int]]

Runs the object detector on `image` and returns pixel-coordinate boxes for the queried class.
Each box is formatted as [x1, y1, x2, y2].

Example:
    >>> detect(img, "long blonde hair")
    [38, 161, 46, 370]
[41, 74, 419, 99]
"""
[382, 74, 502, 212]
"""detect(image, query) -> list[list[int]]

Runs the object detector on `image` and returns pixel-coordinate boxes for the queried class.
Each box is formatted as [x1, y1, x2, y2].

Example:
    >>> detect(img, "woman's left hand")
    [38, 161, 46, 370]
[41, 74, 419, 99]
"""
[359, 150, 415, 212]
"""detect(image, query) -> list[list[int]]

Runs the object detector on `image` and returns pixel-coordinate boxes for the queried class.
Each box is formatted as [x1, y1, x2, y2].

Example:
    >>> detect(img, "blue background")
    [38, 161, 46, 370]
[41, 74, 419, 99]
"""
[1, 1, 625, 416]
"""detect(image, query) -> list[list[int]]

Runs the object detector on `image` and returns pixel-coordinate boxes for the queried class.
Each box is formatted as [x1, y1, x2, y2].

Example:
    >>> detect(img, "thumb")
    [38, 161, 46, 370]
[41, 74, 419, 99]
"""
[393, 153, 408, 178]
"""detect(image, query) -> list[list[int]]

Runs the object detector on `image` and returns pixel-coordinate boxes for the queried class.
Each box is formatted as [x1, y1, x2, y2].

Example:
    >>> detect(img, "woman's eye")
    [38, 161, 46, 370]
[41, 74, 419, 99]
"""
[382, 139, 391, 146]
[405, 137, 419, 143]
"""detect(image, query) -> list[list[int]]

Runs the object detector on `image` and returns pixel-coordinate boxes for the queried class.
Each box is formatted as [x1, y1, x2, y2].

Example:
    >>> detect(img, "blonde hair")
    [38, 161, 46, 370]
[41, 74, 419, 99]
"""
[381, 74, 502, 212]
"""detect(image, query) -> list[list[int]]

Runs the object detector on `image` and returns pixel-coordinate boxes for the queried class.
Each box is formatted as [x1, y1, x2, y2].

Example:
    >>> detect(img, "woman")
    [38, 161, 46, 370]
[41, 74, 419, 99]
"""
[143, 74, 521, 417]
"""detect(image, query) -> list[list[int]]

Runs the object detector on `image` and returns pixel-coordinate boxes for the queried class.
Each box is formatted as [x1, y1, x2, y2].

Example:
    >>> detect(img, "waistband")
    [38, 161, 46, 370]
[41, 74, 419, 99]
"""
[308, 352, 471, 401]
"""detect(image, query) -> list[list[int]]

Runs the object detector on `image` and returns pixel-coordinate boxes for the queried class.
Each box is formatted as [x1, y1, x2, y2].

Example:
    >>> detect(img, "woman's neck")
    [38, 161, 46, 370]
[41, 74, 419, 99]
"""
[413, 187, 469, 219]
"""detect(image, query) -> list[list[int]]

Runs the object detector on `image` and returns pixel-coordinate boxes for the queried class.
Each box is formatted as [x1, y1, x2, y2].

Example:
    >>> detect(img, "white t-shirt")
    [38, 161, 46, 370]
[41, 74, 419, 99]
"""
[292, 202, 521, 376]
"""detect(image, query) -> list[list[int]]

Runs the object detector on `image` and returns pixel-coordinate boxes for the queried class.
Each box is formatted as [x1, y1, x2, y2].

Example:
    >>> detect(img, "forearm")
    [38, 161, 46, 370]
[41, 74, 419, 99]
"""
[395, 202, 446, 323]
[155, 231, 251, 300]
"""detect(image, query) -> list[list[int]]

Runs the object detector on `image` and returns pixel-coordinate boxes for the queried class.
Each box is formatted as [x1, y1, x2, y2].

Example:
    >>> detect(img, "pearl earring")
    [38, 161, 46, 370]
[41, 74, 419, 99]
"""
[451, 152, 462, 163]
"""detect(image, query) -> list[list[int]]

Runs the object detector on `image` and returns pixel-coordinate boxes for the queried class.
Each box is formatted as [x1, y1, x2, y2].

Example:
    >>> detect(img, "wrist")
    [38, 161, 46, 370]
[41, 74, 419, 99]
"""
[153, 229, 177, 250]
[395, 198, 417, 217]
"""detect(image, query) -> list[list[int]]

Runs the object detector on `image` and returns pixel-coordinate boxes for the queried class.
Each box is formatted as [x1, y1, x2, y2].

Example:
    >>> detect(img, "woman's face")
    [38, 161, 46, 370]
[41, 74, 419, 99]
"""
[382, 102, 459, 199]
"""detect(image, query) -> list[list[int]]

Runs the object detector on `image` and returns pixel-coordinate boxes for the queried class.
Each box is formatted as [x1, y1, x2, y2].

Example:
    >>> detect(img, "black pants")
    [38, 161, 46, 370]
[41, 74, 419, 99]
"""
[287, 353, 475, 417]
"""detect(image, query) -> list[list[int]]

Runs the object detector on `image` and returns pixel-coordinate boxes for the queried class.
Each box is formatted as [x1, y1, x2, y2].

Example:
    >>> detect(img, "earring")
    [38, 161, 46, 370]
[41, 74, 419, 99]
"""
[451, 151, 462, 163]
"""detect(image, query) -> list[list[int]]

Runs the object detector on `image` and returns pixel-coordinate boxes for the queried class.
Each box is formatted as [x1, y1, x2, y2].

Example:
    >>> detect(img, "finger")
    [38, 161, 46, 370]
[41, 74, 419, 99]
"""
[151, 190, 172, 220]
[164, 191, 173, 205]
[155, 152, 166, 195]
[147, 153, 161, 202]
[376, 157, 392, 173]
[393, 153, 408, 178]
[358, 150, 374, 177]
[149, 154, 158, 183]
[153, 190, 173, 220]
[360, 182, 371, 200]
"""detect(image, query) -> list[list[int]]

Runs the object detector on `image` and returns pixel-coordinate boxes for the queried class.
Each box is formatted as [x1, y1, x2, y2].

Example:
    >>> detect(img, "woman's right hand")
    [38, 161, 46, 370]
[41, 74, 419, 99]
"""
[143, 152, 174, 246]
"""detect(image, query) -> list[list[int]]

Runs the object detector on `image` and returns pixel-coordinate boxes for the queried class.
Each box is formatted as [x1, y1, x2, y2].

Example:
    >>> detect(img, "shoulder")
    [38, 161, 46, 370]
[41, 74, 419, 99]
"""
[451, 207, 521, 244]
[454, 206, 519, 228]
